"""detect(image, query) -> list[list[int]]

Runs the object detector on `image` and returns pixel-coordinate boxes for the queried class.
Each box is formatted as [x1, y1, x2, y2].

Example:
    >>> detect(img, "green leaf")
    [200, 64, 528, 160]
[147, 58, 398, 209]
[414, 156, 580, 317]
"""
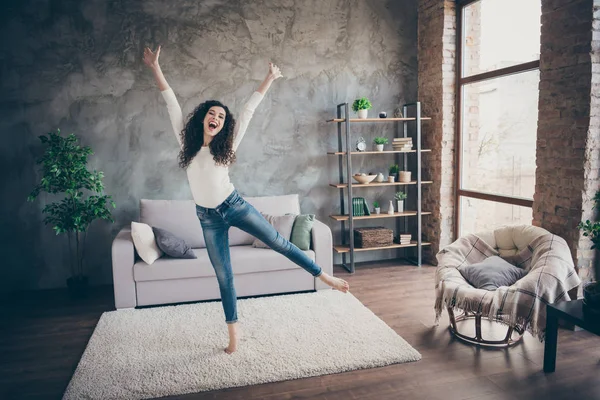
[27, 129, 117, 238]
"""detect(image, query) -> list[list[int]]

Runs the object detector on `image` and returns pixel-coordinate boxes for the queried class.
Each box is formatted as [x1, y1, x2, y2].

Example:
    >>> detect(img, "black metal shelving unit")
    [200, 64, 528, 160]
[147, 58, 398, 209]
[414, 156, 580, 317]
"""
[327, 102, 431, 273]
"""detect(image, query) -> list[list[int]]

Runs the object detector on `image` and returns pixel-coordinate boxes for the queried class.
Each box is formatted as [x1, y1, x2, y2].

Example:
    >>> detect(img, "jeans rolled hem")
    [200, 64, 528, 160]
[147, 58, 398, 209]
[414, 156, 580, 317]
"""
[313, 268, 323, 278]
[226, 319, 238, 324]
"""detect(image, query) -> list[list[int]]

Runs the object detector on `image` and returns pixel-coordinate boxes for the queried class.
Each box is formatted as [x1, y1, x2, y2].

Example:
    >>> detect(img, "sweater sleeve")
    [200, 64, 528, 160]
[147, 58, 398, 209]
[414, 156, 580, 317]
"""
[160, 87, 184, 148]
[232, 91, 264, 151]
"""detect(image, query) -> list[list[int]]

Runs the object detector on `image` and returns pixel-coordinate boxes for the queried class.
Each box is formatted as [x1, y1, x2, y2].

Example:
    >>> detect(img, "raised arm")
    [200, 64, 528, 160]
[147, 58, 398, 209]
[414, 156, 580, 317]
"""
[144, 46, 183, 148]
[232, 62, 283, 150]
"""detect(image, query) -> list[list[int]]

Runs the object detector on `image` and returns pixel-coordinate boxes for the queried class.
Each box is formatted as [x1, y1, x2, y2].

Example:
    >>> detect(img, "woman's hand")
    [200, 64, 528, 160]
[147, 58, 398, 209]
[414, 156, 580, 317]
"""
[144, 45, 169, 91]
[267, 62, 283, 80]
[143, 46, 161, 69]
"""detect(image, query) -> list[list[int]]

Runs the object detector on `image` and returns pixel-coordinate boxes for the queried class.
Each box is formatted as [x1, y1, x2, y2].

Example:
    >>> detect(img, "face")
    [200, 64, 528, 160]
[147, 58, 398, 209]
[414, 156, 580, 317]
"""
[203, 106, 226, 137]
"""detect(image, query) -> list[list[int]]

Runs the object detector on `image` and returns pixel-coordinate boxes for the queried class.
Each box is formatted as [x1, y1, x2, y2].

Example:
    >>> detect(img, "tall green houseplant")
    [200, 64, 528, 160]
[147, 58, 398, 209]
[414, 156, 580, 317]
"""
[578, 190, 600, 309]
[28, 129, 116, 295]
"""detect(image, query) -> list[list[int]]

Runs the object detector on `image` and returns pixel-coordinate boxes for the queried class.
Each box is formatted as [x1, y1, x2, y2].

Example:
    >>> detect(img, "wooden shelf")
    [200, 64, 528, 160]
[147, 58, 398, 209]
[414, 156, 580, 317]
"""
[327, 150, 432, 155]
[334, 241, 432, 253]
[327, 117, 431, 123]
[329, 181, 433, 188]
[329, 211, 432, 221]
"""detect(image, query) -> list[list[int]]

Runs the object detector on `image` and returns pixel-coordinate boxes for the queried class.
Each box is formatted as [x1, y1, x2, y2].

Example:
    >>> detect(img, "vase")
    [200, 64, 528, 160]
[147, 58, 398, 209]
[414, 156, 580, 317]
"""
[376, 144, 384, 151]
[387, 200, 394, 214]
[397, 200, 404, 213]
[376, 173, 384, 182]
[399, 171, 411, 183]
[388, 175, 395, 183]
[358, 109, 368, 119]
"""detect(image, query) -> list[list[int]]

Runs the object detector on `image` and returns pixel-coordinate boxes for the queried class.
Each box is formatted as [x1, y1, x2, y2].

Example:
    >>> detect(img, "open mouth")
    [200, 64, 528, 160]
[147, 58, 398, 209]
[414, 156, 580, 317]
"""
[208, 121, 218, 130]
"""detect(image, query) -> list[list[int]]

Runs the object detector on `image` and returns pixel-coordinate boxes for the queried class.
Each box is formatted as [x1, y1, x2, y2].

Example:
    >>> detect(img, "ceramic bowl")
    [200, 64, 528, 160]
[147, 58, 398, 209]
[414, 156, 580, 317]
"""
[353, 174, 377, 184]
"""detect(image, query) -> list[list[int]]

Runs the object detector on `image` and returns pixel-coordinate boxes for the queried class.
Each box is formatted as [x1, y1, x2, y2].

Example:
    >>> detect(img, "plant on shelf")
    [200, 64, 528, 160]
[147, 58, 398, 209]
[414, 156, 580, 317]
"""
[389, 164, 399, 181]
[578, 189, 600, 310]
[394, 191, 407, 200]
[373, 137, 388, 151]
[395, 191, 407, 213]
[373, 201, 380, 214]
[352, 97, 372, 119]
[28, 129, 116, 298]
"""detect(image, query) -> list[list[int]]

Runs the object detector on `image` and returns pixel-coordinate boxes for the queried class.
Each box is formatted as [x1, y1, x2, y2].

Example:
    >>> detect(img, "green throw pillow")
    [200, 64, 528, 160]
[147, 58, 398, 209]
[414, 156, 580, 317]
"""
[291, 214, 315, 250]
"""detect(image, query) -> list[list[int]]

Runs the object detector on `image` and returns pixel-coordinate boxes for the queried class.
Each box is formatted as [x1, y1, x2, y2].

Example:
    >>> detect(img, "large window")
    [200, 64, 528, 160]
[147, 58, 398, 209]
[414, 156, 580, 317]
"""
[456, 0, 541, 236]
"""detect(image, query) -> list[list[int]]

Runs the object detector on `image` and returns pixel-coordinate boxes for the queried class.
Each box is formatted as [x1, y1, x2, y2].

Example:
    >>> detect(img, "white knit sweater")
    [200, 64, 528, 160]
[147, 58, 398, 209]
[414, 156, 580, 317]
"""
[161, 87, 263, 208]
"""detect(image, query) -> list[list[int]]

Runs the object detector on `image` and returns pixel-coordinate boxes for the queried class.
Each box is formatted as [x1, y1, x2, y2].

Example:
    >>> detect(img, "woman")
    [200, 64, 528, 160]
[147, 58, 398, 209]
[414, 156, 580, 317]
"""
[143, 46, 349, 354]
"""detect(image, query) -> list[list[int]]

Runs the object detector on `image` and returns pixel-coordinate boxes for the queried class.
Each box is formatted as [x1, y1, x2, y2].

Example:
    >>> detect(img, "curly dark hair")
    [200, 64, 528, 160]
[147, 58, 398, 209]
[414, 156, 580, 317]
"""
[178, 100, 237, 169]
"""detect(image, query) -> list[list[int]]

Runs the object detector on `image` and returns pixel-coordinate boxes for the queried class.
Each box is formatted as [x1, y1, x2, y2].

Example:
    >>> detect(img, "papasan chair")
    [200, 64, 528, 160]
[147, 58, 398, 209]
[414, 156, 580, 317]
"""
[435, 225, 581, 347]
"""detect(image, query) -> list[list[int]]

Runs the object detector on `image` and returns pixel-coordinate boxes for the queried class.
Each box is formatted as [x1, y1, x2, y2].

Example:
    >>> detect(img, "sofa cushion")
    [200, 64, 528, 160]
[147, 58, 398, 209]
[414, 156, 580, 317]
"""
[131, 222, 163, 265]
[133, 245, 316, 282]
[230, 194, 302, 246]
[152, 227, 197, 259]
[291, 214, 315, 250]
[252, 213, 296, 248]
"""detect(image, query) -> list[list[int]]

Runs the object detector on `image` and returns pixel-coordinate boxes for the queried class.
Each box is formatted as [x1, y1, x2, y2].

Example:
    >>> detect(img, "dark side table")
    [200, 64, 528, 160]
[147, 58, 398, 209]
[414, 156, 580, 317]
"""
[544, 299, 600, 372]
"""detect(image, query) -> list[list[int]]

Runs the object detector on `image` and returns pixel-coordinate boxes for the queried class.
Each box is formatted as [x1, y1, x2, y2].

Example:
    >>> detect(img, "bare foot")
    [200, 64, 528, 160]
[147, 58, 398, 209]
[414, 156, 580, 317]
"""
[225, 322, 239, 354]
[319, 272, 350, 293]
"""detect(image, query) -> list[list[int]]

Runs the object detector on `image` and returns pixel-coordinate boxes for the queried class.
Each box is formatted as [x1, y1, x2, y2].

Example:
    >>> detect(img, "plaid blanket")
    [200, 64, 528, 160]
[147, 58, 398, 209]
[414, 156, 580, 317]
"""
[434, 233, 581, 341]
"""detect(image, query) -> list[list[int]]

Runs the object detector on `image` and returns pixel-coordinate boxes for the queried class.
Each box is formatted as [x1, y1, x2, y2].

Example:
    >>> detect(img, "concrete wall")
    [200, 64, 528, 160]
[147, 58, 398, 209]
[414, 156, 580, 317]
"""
[0, 0, 417, 292]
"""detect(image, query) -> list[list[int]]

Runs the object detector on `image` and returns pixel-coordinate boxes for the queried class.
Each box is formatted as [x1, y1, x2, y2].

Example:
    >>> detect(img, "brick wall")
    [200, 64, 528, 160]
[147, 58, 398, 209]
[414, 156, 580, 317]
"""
[419, 0, 599, 277]
[417, 0, 456, 262]
[534, 0, 599, 281]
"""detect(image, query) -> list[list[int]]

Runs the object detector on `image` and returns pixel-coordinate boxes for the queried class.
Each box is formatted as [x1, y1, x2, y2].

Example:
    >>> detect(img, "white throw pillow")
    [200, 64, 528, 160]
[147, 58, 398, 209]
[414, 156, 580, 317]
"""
[252, 213, 297, 249]
[131, 222, 163, 265]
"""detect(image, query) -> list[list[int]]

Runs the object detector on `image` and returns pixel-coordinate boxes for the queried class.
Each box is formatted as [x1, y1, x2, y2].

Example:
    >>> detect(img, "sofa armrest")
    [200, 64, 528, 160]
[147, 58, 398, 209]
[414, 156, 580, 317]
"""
[312, 219, 333, 290]
[112, 226, 137, 309]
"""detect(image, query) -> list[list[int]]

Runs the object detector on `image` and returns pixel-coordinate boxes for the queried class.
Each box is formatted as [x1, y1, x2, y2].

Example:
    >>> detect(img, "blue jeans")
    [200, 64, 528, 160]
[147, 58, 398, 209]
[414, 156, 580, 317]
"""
[195, 189, 323, 323]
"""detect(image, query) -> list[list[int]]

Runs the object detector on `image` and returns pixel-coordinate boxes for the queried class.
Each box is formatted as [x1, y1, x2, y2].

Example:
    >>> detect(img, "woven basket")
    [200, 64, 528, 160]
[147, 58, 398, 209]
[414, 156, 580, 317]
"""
[354, 227, 393, 248]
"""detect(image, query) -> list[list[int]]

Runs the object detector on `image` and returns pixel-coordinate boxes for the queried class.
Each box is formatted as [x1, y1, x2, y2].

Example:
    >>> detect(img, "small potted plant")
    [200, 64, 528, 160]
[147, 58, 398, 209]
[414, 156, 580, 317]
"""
[373, 137, 388, 151]
[389, 164, 399, 183]
[352, 97, 372, 119]
[373, 201, 380, 214]
[395, 191, 407, 213]
[578, 190, 600, 311]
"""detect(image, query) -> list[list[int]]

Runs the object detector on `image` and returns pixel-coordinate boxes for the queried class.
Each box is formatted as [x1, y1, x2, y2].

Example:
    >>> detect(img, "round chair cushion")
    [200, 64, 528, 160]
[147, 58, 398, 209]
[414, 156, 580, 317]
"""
[474, 225, 550, 257]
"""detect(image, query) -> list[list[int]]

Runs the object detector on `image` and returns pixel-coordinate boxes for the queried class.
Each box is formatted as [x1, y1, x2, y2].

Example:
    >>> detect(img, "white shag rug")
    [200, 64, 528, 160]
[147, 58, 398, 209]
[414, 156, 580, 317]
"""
[63, 290, 421, 400]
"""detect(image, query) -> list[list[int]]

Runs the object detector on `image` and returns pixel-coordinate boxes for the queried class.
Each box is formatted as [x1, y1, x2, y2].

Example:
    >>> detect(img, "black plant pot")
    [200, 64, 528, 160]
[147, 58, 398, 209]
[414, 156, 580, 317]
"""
[67, 275, 89, 299]
[583, 281, 600, 310]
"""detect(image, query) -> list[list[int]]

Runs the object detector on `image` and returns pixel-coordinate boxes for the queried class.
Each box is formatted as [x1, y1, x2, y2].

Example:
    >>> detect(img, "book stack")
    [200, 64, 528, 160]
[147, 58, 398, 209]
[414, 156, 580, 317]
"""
[352, 197, 371, 217]
[392, 137, 413, 151]
[397, 233, 412, 245]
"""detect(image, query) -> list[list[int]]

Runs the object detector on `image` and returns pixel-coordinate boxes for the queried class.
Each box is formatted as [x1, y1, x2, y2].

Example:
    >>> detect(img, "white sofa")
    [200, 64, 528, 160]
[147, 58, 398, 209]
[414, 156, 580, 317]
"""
[111, 194, 333, 309]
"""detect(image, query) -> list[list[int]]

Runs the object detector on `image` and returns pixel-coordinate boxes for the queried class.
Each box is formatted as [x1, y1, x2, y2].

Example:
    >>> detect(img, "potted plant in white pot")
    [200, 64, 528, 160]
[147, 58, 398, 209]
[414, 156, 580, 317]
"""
[389, 164, 399, 183]
[28, 129, 116, 299]
[352, 97, 372, 119]
[395, 191, 407, 213]
[373, 137, 388, 151]
[578, 190, 600, 311]
[373, 201, 380, 214]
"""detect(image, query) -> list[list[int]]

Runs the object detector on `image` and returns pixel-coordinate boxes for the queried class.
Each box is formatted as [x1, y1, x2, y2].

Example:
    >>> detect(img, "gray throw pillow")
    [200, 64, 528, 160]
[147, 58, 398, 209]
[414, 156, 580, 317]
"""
[252, 213, 297, 249]
[458, 256, 527, 291]
[152, 227, 197, 259]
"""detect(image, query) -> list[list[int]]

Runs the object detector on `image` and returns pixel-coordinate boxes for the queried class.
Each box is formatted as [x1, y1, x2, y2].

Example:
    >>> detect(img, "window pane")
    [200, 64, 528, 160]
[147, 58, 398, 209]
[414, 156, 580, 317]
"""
[459, 196, 533, 237]
[462, 0, 541, 77]
[460, 70, 539, 199]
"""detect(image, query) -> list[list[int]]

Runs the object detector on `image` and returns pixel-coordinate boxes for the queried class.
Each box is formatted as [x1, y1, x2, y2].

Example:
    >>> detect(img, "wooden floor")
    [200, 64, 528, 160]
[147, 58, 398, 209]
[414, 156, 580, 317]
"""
[1, 263, 599, 400]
